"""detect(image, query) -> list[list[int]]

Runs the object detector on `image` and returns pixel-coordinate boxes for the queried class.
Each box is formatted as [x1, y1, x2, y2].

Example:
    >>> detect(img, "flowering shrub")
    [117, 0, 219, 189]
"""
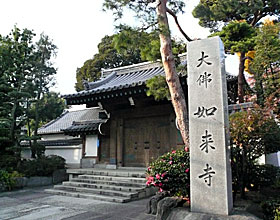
[146, 147, 190, 197]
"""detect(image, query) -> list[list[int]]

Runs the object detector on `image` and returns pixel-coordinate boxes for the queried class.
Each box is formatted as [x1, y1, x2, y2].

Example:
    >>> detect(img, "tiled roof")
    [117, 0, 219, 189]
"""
[63, 61, 165, 99]
[62, 121, 101, 135]
[38, 108, 102, 134]
[21, 138, 82, 146]
[63, 55, 237, 101]
[228, 102, 254, 113]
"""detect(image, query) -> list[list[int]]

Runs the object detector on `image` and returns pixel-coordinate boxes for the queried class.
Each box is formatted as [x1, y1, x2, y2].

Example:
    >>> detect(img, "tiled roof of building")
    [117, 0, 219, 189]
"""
[63, 61, 165, 99]
[38, 108, 102, 134]
[21, 138, 82, 146]
[62, 121, 101, 135]
[228, 102, 254, 113]
[62, 55, 237, 101]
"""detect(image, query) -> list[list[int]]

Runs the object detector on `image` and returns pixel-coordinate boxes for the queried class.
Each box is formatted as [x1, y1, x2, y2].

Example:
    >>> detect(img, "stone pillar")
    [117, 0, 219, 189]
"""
[187, 36, 233, 215]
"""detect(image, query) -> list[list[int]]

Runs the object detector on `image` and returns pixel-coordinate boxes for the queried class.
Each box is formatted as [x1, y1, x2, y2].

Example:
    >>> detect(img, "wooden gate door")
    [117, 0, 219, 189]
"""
[123, 115, 170, 167]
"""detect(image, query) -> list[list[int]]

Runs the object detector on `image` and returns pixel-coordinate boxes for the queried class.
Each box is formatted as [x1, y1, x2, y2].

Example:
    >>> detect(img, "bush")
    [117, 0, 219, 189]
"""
[229, 107, 280, 198]
[248, 164, 280, 190]
[0, 170, 23, 191]
[0, 154, 20, 172]
[18, 155, 66, 177]
[261, 199, 280, 220]
[146, 147, 190, 198]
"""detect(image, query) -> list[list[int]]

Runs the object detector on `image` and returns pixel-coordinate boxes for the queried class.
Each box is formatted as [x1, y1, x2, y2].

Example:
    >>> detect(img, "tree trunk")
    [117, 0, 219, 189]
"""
[156, 0, 189, 147]
[238, 52, 246, 103]
[10, 100, 18, 145]
[241, 146, 247, 199]
[32, 89, 42, 158]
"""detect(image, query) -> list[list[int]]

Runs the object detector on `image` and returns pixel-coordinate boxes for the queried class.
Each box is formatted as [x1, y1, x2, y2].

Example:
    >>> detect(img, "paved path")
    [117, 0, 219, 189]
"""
[0, 186, 155, 220]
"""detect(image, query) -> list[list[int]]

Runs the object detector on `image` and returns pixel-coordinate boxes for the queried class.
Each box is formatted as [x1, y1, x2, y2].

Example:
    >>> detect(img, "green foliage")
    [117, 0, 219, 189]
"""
[0, 170, 23, 191]
[103, 0, 185, 26]
[230, 108, 280, 157]
[75, 25, 186, 93]
[0, 170, 15, 191]
[0, 26, 59, 160]
[261, 199, 280, 220]
[0, 26, 37, 149]
[212, 21, 256, 53]
[146, 147, 190, 197]
[250, 22, 280, 107]
[112, 25, 160, 61]
[146, 75, 170, 101]
[248, 165, 280, 190]
[193, 0, 280, 30]
[230, 105, 280, 198]
[75, 33, 142, 91]
[18, 155, 66, 177]
[0, 154, 19, 173]
[28, 92, 67, 132]
[113, 25, 186, 63]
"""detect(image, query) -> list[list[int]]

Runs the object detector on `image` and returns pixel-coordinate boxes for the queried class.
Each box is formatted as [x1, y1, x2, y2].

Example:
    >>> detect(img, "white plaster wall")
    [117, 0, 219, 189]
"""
[257, 155, 266, 165]
[21, 148, 32, 159]
[21, 145, 82, 165]
[85, 135, 98, 157]
[45, 146, 82, 164]
[266, 152, 280, 167]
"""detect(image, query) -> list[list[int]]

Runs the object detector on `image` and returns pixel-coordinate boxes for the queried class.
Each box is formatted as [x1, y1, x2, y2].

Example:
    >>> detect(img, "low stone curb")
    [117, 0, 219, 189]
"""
[167, 207, 261, 220]
[147, 195, 261, 220]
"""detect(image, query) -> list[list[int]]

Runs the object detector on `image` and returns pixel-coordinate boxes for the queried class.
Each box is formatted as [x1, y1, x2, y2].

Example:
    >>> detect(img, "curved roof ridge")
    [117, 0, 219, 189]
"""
[101, 60, 162, 77]
[85, 71, 117, 91]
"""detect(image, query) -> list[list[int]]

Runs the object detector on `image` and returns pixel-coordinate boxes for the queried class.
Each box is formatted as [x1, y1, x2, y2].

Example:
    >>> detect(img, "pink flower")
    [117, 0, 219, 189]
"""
[185, 147, 189, 152]
[161, 172, 166, 178]
[169, 156, 172, 160]
[159, 188, 163, 192]
[159, 182, 163, 187]
[146, 176, 155, 186]
[147, 167, 151, 171]
[185, 168, 190, 173]
[156, 174, 160, 179]
[172, 150, 176, 154]
[169, 161, 172, 165]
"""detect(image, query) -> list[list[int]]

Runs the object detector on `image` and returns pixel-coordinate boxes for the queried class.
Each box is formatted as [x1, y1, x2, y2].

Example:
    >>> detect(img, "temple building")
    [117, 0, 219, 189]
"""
[63, 58, 237, 168]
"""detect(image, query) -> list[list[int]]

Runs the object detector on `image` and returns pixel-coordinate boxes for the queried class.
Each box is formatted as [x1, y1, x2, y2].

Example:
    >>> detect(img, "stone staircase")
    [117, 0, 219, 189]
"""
[45, 168, 156, 203]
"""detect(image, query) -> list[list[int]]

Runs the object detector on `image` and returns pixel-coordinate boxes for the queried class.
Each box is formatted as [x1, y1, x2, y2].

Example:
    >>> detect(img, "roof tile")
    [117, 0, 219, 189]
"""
[38, 108, 102, 134]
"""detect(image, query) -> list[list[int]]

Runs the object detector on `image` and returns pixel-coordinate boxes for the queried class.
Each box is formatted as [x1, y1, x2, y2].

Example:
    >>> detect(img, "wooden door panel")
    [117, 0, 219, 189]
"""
[124, 115, 170, 167]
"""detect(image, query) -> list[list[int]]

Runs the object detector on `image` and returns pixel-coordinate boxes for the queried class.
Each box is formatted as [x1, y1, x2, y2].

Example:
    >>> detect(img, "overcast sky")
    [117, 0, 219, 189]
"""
[0, 0, 238, 96]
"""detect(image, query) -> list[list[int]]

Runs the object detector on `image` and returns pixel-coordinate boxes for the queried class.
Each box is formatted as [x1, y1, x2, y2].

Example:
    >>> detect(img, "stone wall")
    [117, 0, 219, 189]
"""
[0, 169, 68, 192]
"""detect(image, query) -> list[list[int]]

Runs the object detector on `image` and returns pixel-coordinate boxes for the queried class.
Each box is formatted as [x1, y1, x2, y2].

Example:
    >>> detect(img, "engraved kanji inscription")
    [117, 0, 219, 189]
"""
[197, 72, 212, 88]
[194, 106, 217, 118]
[200, 130, 215, 153]
[198, 163, 216, 186]
[197, 51, 212, 67]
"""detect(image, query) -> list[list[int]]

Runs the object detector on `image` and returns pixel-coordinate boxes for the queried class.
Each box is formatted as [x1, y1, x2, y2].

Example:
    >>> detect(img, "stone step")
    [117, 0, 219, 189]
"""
[63, 181, 144, 192]
[53, 185, 138, 198]
[72, 177, 146, 188]
[44, 189, 131, 203]
[77, 175, 146, 184]
[67, 169, 146, 178]
[46, 168, 155, 203]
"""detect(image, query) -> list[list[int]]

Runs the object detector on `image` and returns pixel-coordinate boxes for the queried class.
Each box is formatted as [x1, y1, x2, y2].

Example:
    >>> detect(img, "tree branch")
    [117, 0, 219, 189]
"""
[166, 7, 193, 42]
